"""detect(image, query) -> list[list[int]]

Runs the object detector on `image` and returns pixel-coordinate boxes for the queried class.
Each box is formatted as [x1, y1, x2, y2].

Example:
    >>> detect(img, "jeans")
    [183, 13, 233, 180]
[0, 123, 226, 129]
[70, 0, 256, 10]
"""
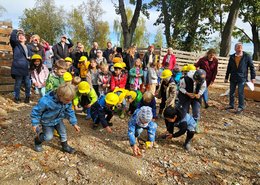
[39, 121, 67, 142]
[134, 122, 158, 142]
[181, 99, 200, 122]
[14, 75, 31, 99]
[35, 87, 46, 97]
[143, 70, 148, 85]
[229, 81, 245, 109]
[202, 87, 208, 103]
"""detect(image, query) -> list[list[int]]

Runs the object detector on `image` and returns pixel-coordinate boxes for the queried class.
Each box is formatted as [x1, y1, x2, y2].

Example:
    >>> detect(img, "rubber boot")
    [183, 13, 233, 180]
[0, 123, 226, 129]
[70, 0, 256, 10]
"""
[61, 141, 75, 154]
[183, 131, 194, 151]
[183, 140, 192, 151]
[34, 136, 43, 152]
[195, 121, 200, 133]
[53, 129, 60, 137]
[119, 110, 125, 119]
[85, 108, 91, 120]
[24, 96, 30, 103]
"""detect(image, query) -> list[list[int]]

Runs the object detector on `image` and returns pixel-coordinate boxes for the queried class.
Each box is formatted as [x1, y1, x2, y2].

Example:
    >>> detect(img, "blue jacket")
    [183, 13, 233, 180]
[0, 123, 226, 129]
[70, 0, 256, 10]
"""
[225, 52, 256, 83]
[137, 98, 157, 118]
[128, 109, 158, 146]
[31, 91, 77, 126]
[173, 113, 197, 133]
[10, 29, 32, 76]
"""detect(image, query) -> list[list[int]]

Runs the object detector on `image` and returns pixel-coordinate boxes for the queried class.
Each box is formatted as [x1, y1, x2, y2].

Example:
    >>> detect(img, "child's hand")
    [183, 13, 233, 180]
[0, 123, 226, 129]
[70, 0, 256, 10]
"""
[85, 104, 91, 108]
[74, 125, 80, 132]
[34, 82, 39, 87]
[105, 126, 112, 133]
[194, 94, 201, 99]
[132, 145, 141, 156]
[32, 126, 38, 133]
[186, 92, 195, 98]
[166, 134, 173, 140]
[75, 106, 83, 111]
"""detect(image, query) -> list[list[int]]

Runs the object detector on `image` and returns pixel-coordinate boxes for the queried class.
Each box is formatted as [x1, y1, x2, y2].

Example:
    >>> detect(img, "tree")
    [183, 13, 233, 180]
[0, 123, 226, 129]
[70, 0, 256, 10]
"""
[113, 18, 121, 46]
[219, 0, 241, 57]
[0, 5, 6, 17]
[154, 27, 163, 48]
[67, 7, 89, 49]
[19, 0, 65, 45]
[115, 0, 143, 48]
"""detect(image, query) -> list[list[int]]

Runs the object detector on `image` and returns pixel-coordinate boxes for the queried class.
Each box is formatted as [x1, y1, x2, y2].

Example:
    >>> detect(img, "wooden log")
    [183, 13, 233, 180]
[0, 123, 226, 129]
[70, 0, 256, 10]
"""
[0, 28, 12, 35]
[0, 36, 10, 44]
[0, 66, 11, 76]
[0, 61, 12, 67]
[0, 45, 12, 52]
[0, 76, 15, 84]
[0, 21, 12, 28]
[0, 84, 13, 92]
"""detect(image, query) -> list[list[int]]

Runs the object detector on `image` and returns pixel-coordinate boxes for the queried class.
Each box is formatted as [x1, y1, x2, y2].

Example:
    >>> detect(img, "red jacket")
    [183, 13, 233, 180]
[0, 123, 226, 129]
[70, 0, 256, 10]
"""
[162, 54, 176, 70]
[110, 73, 127, 91]
[195, 56, 218, 86]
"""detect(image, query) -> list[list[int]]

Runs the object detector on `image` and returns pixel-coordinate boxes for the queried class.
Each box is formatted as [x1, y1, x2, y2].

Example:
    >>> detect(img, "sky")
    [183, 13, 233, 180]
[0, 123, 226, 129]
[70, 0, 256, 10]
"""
[0, 0, 254, 53]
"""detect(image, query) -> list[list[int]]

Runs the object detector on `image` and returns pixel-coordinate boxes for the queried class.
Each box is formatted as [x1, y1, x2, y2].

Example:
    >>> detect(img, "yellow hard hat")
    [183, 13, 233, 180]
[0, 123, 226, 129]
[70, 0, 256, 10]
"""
[113, 57, 123, 63]
[31, 54, 42, 60]
[65, 57, 73, 63]
[79, 56, 88, 62]
[105, 92, 119, 106]
[113, 88, 129, 104]
[161, 69, 172, 79]
[78, 81, 90, 94]
[126, 91, 137, 101]
[187, 64, 196, 71]
[120, 62, 126, 68]
[114, 62, 123, 69]
[63, 72, 73, 82]
[182, 66, 188, 72]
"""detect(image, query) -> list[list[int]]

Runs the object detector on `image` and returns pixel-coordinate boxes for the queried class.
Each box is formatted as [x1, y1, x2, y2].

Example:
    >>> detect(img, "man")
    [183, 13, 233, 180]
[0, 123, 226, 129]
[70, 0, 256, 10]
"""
[103, 41, 113, 64]
[52, 35, 73, 61]
[225, 42, 256, 114]
[10, 29, 32, 103]
[89, 42, 98, 59]
[142, 45, 156, 85]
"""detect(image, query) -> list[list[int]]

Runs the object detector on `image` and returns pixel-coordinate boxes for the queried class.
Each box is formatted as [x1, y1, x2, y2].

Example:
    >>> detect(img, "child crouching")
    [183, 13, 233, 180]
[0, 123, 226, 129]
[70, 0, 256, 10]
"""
[128, 106, 158, 156]
[163, 105, 196, 151]
[31, 84, 80, 153]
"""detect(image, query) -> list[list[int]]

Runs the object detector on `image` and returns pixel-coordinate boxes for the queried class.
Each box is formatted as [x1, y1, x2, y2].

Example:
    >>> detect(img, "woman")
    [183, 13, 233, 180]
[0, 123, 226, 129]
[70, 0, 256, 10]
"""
[162, 47, 176, 70]
[195, 48, 218, 108]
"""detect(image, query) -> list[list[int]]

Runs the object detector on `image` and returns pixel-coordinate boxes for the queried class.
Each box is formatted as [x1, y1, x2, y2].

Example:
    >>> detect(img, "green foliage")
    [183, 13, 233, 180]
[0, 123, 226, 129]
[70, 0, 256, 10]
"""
[0, 5, 7, 17]
[19, 0, 65, 45]
[153, 27, 163, 48]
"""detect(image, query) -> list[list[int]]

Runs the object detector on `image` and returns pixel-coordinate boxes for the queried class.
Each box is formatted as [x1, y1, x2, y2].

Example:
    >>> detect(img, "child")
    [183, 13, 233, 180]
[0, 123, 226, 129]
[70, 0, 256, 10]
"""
[97, 63, 112, 95]
[78, 56, 90, 80]
[137, 91, 157, 119]
[156, 69, 177, 118]
[147, 61, 158, 95]
[129, 58, 143, 90]
[74, 81, 98, 119]
[172, 64, 182, 85]
[163, 105, 196, 151]
[63, 72, 73, 84]
[113, 88, 129, 119]
[65, 57, 79, 77]
[126, 90, 142, 115]
[110, 62, 127, 91]
[128, 106, 158, 156]
[45, 59, 67, 93]
[181, 65, 189, 77]
[156, 61, 164, 89]
[90, 92, 119, 132]
[31, 84, 80, 153]
[178, 69, 206, 133]
[72, 76, 82, 88]
[30, 54, 49, 97]
[87, 59, 99, 96]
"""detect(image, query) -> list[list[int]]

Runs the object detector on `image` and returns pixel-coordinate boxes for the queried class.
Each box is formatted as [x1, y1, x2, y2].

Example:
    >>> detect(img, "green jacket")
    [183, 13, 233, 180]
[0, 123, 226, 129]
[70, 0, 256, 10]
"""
[45, 72, 64, 93]
[73, 88, 98, 106]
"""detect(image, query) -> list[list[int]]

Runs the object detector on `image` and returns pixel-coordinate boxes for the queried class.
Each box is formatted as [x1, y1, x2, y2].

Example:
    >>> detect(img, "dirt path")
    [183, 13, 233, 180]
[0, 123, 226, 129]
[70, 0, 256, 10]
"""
[0, 88, 259, 185]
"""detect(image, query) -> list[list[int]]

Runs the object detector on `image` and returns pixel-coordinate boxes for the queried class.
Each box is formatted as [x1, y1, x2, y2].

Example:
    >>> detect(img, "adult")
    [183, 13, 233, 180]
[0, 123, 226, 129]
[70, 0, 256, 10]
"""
[89, 42, 98, 59]
[124, 46, 135, 71]
[72, 42, 88, 69]
[103, 41, 113, 64]
[142, 45, 156, 85]
[10, 29, 32, 103]
[96, 50, 107, 66]
[162, 47, 176, 70]
[132, 44, 140, 60]
[224, 43, 256, 114]
[195, 49, 218, 108]
[52, 35, 73, 61]
[29, 34, 45, 59]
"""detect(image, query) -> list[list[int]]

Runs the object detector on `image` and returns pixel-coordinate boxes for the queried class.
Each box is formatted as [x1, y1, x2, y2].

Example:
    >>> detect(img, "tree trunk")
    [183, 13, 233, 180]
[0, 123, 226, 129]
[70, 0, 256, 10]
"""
[161, 0, 171, 47]
[118, 0, 142, 49]
[219, 0, 240, 57]
[252, 24, 260, 61]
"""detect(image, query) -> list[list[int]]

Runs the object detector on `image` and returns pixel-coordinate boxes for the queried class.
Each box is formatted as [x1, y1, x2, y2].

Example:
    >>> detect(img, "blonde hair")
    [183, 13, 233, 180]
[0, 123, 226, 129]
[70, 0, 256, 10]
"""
[56, 84, 76, 100]
[72, 76, 81, 86]
[54, 59, 68, 70]
[143, 91, 154, 103]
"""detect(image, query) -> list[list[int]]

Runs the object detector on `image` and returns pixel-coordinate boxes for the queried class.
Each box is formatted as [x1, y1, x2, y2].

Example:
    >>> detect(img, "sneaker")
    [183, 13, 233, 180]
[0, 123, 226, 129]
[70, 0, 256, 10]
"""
[34, 138, 43, 152]
[119, 112, 125, 119]
[14, 98, 21, 104]
[61, 141, 75, 154]
[85, 114, 91, 120]
[183, 141, 191, 151]
[225, 106, 234, 110]
[24, 97, 30, 103]
[236, 108, 244, 114]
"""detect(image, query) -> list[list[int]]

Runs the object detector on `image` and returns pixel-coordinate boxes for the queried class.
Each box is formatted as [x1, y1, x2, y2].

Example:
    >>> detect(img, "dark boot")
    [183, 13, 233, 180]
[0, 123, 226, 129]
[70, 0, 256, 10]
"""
[61, 141, 75, 154]
[34, 137, 43, 152]
[14, 97, 21, 104]
[24, 96, 30, 103]
[85, 108, 91, 120]
[183, 131, 194, 151]
[205, 102, 209, 109]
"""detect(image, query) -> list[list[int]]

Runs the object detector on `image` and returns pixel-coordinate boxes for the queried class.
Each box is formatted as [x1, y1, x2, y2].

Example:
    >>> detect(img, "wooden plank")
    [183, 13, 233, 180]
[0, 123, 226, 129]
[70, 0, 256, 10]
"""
[0, 28, 12, 35]
[0, 61, 12, 67]
[0, 84, 13, 92]
[0, 76, 15, 84]
[0, 53, 13, 60]
[0, 66, 11, 76]
[0, 36, 10, 44]
[0, 21, 12, 28]
[0, 45, 12, 52]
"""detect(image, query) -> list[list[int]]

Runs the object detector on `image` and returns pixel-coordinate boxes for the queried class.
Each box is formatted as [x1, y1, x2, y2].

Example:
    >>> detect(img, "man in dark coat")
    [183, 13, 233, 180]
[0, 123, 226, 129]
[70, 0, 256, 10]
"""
[52, 35, 73, 61]
[103, 41, 113, 64]
[225, 42, 256, 114]
[10, 29, 32, 103]
[89, 42, 98, 59]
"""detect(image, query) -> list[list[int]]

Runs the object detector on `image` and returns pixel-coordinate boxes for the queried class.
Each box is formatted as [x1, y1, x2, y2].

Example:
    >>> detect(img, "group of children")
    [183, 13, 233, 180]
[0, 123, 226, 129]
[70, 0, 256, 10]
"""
[30, 51, 207, 156]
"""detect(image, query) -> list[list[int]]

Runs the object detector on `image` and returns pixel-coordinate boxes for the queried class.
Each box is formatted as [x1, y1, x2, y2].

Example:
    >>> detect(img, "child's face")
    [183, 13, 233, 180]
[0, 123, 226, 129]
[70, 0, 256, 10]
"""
[126, 97, 134, 103]
[34, 59, 41, 66]
[135, 60, 141, 67]
[166, 115, 177, 123]
[101, 66, 109, 74]
[114, 68, 122, 76]
[66, 61, 72, 67]
[91, 61, 97, 68]
[106, 103, 114, 109]
[56, 68, 67, 77]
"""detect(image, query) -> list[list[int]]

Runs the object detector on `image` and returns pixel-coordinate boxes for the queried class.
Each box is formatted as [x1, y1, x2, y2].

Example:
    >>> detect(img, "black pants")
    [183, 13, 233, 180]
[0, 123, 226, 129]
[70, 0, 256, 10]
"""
[93, 85, 99, 97]
[159, 92, 167, 110]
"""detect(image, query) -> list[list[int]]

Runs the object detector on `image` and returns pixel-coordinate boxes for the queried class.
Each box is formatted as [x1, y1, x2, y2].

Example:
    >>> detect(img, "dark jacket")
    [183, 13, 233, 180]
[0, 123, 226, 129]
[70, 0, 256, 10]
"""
[89, 48, 98, 59]
[225, 52, 256, 83]
[142, 52, 156, 70]
[72, 50, 88, 69]
[52, 39, 73, 61]
[124, 53, 135, 71]
[10, 29, 32, 76]
[195, 56, 218, 86]
[103, 48, 113, 64]
[28, 43, 45, 59]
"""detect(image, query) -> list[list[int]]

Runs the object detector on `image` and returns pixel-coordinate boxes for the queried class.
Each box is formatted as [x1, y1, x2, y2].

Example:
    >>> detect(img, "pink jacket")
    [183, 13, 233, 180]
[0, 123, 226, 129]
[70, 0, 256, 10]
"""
[31, 64, 49, 88]
[162, 54, 176, 70]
